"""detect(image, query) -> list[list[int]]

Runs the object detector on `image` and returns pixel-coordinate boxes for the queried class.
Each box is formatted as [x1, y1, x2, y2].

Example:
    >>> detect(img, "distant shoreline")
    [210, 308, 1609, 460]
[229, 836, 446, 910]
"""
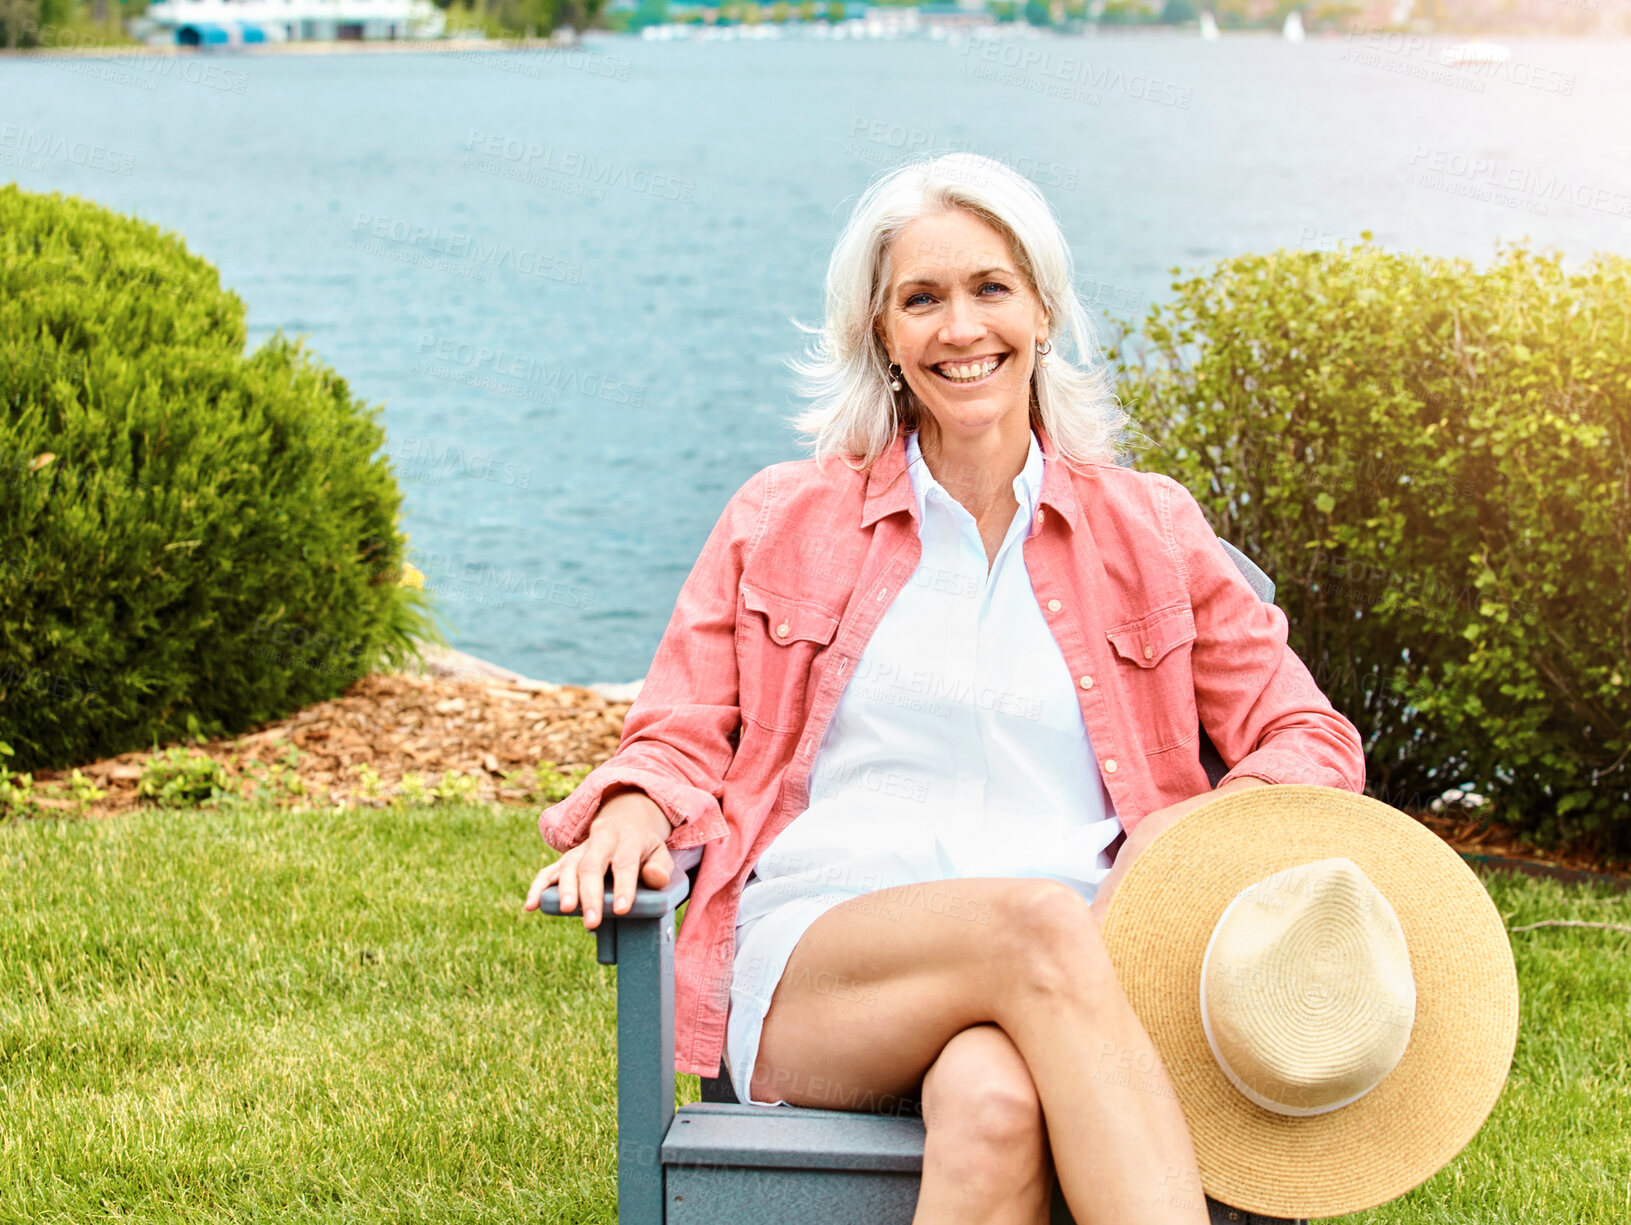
[0, 37, 595, 59]
[0, 27, 1585, 60]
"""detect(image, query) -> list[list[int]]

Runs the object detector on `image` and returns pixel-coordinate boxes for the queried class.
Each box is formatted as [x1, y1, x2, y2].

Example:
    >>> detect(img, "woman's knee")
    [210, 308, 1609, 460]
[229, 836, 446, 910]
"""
[990, 879, 1114, 1001]
[921, 1025, 1046, 1160]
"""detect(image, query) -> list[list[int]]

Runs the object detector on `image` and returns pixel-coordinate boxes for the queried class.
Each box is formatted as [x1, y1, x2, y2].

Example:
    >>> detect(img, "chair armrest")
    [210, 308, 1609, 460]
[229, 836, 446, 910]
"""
[535, 869, 691, 966]
[535, 870, 691, 918]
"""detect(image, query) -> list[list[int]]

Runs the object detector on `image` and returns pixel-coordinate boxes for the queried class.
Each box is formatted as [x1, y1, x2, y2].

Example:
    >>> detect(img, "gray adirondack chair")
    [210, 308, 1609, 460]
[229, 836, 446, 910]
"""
[537, 538, 1306, 1225]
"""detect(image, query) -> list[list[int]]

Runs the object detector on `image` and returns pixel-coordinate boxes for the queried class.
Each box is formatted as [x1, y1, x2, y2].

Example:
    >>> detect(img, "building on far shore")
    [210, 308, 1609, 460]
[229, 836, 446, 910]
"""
[135, 0, 446, 45]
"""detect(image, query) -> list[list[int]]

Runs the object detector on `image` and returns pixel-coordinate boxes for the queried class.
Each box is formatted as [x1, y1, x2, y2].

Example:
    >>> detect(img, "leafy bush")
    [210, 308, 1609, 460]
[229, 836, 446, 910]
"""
[1114, 239, 1630, 857]
[1, 185, 442, 771]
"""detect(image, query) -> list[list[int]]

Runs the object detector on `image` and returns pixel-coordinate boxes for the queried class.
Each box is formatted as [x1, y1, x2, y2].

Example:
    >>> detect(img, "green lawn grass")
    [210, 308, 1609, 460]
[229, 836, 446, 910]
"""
[1, 801, 1626, 1223]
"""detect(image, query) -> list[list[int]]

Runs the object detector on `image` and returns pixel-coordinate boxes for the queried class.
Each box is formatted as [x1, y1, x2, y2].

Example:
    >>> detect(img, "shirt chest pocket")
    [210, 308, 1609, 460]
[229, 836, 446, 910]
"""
[1105, 602, 1199, 753]
[736, 580, 842, 734]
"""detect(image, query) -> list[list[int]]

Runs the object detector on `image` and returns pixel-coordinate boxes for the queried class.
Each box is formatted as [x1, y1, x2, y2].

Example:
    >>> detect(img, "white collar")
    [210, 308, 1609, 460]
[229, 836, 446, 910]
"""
[905, 427, 1044, 530]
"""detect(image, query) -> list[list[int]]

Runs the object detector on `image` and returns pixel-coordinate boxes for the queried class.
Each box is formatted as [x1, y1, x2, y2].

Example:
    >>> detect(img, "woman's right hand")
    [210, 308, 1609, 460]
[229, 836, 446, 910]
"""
[523, 786, 676, 930]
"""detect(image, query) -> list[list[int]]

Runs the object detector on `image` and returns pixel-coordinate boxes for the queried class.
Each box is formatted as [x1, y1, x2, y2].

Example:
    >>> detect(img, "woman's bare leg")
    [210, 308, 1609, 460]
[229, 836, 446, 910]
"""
[913, 1022, 1053, 1225]
[750, 877, 1208, 1225]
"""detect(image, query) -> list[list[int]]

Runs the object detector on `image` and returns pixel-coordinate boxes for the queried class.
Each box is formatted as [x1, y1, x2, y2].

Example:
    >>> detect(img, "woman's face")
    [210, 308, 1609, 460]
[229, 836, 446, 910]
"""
[875, 208, 1049, 445]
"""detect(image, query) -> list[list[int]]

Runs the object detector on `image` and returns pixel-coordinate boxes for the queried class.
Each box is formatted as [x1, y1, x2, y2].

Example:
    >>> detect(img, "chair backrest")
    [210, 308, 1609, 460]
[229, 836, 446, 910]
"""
[1219, 537, 1276, 604]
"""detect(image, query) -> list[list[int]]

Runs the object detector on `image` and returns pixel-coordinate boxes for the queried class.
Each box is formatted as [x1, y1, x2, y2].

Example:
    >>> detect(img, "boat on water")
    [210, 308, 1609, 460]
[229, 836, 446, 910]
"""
[1441, 41, 1511, 66]
[136, 0, 444, 43]
[1282, 10, 1304, 41]
[1199, 10, 1220, 40]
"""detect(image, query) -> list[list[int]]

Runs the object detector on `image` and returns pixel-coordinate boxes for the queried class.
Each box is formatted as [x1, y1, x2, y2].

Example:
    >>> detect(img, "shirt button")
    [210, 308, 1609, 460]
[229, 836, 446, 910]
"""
[1144, 645, 1154, 660]
[1104, 758, 1118, 774]
[1047, 599, 1062, 612]
[1079, 675, 1093, 690]
[775, 622, 790, 638]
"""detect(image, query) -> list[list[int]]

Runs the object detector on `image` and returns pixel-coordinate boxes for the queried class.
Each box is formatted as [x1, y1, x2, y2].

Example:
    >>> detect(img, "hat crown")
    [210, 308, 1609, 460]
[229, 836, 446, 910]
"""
[1200, 857, 1416, 1116]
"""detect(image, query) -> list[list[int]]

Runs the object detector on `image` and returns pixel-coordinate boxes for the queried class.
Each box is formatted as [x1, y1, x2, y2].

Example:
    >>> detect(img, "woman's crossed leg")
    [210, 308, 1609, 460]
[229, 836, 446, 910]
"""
[749, 876, 1209, 1225]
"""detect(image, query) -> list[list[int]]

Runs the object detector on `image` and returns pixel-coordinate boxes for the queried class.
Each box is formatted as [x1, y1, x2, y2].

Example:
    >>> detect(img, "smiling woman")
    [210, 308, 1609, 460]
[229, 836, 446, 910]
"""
[527, 152, 1364, 1225]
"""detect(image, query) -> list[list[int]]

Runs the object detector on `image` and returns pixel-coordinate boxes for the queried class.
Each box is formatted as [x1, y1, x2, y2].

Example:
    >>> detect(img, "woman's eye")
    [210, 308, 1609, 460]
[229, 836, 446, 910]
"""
[904, 283, 1008, 307]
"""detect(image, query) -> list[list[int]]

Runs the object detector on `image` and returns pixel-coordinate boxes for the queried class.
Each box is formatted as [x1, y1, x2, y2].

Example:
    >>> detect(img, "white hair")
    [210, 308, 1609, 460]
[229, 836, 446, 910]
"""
[785, 152, 1130, 472]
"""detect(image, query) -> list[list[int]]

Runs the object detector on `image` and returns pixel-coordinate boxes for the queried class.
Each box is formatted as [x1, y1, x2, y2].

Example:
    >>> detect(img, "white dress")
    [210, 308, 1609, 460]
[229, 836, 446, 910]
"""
[724, 428, 1124, 1107]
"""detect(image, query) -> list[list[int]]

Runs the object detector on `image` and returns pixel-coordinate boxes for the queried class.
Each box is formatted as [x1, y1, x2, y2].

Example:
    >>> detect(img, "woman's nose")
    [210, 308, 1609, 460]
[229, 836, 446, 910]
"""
[938, 293, 986, 347]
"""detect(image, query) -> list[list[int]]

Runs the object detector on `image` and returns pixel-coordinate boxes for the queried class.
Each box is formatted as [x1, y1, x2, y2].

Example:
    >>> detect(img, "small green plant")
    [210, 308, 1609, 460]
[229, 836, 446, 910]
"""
[234, 743, 306, 805]
[532, 760, 590, 803]
[432, 771, 481, 804]
[396, 771, 432, 806]
[0, 742, 36, 815]
[272, 765, 306, 798]
[355, 764, 384, 799]
[66, 768, 107, 811]
[137, 747, 230, 808]
[502, 760, 588, 803]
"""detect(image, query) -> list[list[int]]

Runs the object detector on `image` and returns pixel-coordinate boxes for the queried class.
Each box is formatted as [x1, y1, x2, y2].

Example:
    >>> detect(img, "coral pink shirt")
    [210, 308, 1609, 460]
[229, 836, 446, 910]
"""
[539, 422, 1366, 1079]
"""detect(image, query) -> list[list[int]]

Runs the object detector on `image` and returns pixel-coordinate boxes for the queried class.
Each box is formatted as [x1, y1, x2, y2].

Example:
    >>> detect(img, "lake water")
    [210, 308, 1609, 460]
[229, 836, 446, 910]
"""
[3, 33, 1628, 683]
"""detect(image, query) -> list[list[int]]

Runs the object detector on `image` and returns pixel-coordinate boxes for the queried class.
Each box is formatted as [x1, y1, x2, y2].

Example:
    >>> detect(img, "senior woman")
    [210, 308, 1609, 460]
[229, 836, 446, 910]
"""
[525, 152, 1365, 1225]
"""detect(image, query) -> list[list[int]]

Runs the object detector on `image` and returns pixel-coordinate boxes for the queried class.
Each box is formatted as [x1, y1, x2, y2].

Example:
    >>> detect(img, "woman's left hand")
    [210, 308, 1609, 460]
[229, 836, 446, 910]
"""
[1089, 776, 1270, 931]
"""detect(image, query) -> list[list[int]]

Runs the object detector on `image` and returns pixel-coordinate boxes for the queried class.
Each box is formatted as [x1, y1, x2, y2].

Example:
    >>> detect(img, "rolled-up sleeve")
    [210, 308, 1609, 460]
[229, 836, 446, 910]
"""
[538, 468, 769, 855]
[1157, 475, 1366, 793]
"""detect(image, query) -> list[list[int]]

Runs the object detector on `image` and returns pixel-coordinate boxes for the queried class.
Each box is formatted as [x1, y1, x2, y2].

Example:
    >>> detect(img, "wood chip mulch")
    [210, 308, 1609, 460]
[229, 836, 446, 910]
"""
[1410, 809, 1630, 888]
[20, 667, 631, 819]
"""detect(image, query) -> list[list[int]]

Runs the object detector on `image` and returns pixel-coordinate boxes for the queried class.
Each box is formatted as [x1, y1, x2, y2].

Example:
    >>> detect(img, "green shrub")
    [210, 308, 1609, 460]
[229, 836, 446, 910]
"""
[1114, 238, 1630, 857]
[1, 185, 444, 771]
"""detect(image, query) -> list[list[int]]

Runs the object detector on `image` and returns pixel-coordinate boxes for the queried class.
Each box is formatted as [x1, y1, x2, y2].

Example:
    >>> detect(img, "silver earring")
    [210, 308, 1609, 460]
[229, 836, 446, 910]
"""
[1036, 338, 1052, 362]
[887, 362, 903, 391]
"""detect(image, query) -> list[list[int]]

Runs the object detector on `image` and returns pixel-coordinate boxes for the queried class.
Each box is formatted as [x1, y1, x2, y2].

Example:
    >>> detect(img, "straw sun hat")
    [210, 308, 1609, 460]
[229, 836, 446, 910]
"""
[1100, 784, 1520, 1220]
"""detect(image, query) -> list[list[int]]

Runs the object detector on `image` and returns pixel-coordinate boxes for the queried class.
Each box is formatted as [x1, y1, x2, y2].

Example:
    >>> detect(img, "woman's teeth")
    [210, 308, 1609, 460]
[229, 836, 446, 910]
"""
[934, 355, 1003, 383]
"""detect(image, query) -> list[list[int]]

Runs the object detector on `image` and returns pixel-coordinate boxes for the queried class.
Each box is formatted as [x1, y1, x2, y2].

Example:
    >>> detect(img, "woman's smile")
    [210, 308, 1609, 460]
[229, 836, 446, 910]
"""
[930, 352, 1007, 385]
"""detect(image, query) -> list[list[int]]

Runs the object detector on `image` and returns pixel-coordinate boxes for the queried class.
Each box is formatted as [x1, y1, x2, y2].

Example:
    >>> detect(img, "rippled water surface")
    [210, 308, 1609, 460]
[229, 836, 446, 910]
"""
[4, 34, 1627, 681]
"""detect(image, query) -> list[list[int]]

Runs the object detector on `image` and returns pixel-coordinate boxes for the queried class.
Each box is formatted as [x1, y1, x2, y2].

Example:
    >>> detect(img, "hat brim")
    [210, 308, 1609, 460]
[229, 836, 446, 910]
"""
[1100, 785, 1520, 1219]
